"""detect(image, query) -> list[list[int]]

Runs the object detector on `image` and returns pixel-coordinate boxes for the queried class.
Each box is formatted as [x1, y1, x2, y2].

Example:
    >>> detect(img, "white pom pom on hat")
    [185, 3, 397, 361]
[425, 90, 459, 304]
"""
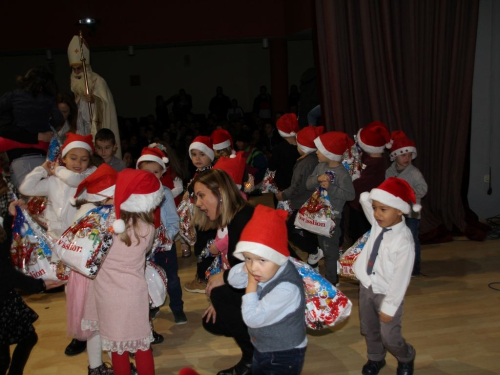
[136, 147, 169, 172]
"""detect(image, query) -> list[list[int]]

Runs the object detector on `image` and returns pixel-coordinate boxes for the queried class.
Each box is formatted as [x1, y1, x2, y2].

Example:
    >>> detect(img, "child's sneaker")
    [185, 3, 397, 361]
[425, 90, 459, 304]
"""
[151, 330, 164, 344]
[173, 310, 188, 325]
[184, 278, 206, 294]
[307, 247, 324, 266]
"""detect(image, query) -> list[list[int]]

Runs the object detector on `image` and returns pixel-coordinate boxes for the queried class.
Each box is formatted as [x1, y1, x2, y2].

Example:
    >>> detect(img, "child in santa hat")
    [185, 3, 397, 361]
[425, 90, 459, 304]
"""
[276, 125, 324, 257]
[353, 177, 418, 375]
[181, 136, 215, 259]
[70, 163, 117, 374]
[229, 204, 307, 375]
[348, 121, 391, 242]
[82, 169, 163, 375]
[136, 145, 187, 327]
[385, 131, 427, 276]
[268, 114, 301, 205]
[211, 128, 235, 160]
[19, 133, 97, 240]
[305, 132, 355, 285]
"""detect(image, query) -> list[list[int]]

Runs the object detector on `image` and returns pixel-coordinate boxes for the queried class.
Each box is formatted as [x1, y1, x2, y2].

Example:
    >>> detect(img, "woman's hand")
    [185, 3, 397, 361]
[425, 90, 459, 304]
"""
[8, 200, 26, 216]
[208, 243, 219, 255]
[202, 304, 217, 324]
[206, 272, 224, 297]
[44, 279, 66, 290]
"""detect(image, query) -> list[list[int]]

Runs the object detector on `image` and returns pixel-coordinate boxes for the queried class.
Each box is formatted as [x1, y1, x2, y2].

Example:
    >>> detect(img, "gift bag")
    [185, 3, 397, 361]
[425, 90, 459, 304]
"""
[46, 130, 64, 165]
[150, 223, 173, 261]
[54, 205, 114, 278]
[261, 169, 279, 194]
[10, 206, 64, 281]
[177, 197, 196, 245]
[276, 199, 293, 218]
[294, 186, 335, 237]
[343, 141, 364, 181]
[26, 196, 48, 229]
[145, 260, 168, 308]
[290, 257, 352, 330]
[339, 230, 371, 279]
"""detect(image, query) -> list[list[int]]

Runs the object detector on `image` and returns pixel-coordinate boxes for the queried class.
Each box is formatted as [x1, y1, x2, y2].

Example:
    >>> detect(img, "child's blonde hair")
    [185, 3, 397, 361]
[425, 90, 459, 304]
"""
[118, 209, 155, 247]
[214, 146, 233, 159]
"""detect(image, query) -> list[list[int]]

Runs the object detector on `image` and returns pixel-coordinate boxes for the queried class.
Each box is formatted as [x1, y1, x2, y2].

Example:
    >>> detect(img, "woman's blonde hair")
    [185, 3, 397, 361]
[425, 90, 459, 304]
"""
[192, 169, 247, 231]
[118, 209, 155, 246]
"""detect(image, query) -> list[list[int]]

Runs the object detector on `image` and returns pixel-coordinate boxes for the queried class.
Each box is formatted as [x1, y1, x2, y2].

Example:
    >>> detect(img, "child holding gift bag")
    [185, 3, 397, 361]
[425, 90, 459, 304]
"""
[18, 133, 97, 356]
[82, 169, 163, 375]
[305, 132, 355, 285]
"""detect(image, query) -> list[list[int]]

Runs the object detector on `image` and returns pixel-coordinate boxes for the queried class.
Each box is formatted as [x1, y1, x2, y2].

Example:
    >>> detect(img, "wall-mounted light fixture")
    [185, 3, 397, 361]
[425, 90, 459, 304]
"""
[128, 46, 135, 56]
[262, 38, 269, 49]
[46, 49, 53, 61]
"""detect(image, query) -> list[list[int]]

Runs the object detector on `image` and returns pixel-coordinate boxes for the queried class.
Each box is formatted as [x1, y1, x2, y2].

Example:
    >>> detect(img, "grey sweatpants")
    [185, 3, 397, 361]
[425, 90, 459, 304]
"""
[359, 285, 415, 363]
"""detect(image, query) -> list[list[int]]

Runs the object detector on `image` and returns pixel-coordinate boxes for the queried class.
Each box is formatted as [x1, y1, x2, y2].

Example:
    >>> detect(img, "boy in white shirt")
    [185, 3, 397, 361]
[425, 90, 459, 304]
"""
[353, 177, 419, 375]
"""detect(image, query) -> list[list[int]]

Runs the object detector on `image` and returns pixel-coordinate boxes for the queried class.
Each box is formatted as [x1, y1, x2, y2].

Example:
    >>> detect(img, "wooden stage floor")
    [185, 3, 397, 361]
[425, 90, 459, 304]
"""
[17, 197, 500, 374]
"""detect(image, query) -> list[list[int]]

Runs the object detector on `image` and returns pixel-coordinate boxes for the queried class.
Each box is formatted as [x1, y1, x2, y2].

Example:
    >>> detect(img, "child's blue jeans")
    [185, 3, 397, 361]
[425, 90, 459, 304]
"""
[153, 243, 184, 313]
[252, 346, 306, 375]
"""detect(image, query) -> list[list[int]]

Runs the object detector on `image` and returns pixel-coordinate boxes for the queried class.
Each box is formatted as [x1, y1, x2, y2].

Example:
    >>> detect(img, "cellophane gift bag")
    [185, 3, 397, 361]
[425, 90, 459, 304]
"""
[149, 223, 173, 262]
[10, 206, 66, 281]
[177, 196, 196, 245]
[54, 205, 114, 278]
[261, 169, 292, 217]
[339, 230, 371, 279]
[26, 196, 48, 228]
[342, 141, 364, 181]
[290, 257, 352, 330]
[294, 186, 336, 238]
[145, 260, 168, 308]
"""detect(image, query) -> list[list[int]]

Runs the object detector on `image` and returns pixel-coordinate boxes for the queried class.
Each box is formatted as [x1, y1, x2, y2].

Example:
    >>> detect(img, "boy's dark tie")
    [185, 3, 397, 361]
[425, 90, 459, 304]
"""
[367, 228, 391, 274]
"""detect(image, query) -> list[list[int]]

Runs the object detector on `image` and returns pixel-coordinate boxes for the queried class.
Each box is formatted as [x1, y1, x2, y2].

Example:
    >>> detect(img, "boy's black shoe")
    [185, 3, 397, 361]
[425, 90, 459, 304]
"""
[362, 359, 386, 375]
[217, 358, 252, 375]
[397, 360, 414, 375]
[173, 310, 188, 325]
[64, 339, 87, 356]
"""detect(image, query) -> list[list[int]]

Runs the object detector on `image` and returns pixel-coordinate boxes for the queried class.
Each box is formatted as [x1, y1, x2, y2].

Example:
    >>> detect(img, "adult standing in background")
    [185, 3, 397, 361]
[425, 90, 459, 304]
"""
[209, 87, 231, 122]
[252, 85, 272, 120]
[68, 35, 121, 157]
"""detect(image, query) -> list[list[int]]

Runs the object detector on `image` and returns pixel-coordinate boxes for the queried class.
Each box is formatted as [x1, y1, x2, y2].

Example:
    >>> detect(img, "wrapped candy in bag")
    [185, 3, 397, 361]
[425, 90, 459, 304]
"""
[150, 223, 173, 261]
[339, 230, 371, 279]
[10, 206, 65, 281]
[54, 205, 114, 278]
[276, 199, 293, 218]
[145, 260, 168, 308]
[177, 197, 196, 245]
[261, 169, 279, 194]
[26, 196, 48, 228]
[290, 257, 352, 330]
[46, 132, 64, 165]
[294, 186, 336, 238]
[342, 142, 364, 181]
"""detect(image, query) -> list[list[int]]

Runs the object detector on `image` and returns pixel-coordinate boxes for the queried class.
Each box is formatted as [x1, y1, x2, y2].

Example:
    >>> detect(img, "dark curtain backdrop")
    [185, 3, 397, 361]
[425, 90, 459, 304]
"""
[314, 0, 480, 233]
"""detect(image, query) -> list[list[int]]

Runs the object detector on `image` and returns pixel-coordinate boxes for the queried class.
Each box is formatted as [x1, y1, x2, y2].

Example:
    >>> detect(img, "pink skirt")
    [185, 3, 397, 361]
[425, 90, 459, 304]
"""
[66, 270, 92, 340]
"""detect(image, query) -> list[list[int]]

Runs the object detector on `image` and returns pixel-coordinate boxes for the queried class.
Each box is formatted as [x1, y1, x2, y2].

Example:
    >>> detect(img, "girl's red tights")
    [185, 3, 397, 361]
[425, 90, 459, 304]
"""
[111, 348, 155, 375]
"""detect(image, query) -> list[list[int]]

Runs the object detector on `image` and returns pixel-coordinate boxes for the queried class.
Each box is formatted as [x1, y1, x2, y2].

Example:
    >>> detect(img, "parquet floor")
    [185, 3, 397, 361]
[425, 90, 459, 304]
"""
[17, 195, 500, 374]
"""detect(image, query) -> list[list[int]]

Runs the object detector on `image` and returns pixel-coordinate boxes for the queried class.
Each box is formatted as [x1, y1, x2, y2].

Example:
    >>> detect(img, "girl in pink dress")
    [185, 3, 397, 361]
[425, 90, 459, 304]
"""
[82, 169, 164, 375]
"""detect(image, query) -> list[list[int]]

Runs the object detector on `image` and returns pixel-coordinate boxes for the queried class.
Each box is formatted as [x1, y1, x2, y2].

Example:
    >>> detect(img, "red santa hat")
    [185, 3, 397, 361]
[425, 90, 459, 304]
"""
[388, 130, 417, 161]
[62, 133, 94, 157]
[189, 136, 214, 161]
[361, 177, 421, 214]
[276, 113, 300, 138]
[213, 151, 246, 188]
[210, 129, 234, 151]
[233, 205, 290, 266]
[296, 126, 325, 154]
[112, 169, 164, 234]
[356, 121, 391, 154]
[314, 131, 354, 162]
[136, 146, 169, 172]
[71, 163, 117, 205]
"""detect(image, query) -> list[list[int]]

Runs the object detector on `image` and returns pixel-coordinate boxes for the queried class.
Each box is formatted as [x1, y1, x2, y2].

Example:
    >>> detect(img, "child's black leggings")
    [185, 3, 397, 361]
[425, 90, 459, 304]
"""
[0, 331, 38, 375]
